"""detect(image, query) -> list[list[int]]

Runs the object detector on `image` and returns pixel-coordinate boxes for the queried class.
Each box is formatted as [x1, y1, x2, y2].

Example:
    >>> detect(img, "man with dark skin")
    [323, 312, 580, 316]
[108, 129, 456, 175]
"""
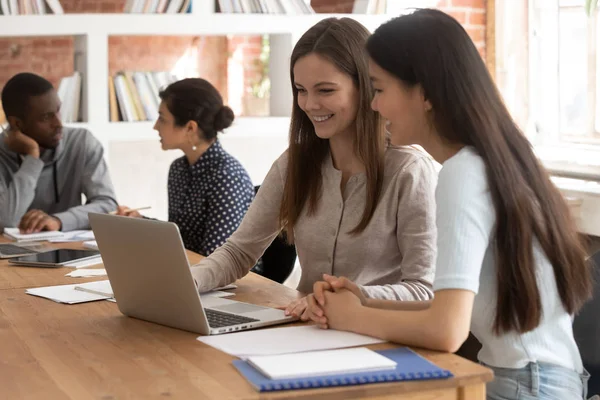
[0, 72, 117, 232]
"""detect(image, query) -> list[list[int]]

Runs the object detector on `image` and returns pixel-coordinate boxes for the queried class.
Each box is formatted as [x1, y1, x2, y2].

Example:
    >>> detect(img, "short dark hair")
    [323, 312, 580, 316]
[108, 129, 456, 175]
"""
[159, 78, 234, 141]
[1, 72, 54, 119]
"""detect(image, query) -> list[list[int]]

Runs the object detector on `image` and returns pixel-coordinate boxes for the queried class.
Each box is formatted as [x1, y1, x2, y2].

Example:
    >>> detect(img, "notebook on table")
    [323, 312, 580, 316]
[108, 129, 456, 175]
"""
[246, 348, 397, 380]
[3, 228, 64, 242]
[233, 347, 453, 392]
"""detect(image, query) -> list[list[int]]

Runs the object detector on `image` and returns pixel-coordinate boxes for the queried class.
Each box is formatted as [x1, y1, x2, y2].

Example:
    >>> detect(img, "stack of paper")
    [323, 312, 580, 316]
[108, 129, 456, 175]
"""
[233, 347, 453, 393]
[83, 240, 98, 250]
[63, 256, 103, 269]
[197, 325, 386, 358]
[74, 280, 113, 297]
[3, 228, 64, 242]
[65, 269, 107, 278]
[26, 283, 111, 304]
[247, 347, 397, 380]
[47, 230, 95, 243]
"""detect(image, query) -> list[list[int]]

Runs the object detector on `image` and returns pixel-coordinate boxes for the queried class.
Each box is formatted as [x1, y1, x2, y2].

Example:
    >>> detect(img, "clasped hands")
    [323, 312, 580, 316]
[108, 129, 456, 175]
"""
[284, 274, 366, 330]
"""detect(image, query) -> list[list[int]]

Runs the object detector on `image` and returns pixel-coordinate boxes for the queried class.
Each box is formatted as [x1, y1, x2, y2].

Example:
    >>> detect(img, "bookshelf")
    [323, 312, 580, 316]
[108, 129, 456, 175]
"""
[0, 8, 390, 142]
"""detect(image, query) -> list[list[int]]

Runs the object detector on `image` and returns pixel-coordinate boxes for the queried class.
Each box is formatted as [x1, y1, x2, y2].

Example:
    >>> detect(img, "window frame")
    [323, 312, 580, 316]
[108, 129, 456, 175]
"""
[494, 0, 600, 180]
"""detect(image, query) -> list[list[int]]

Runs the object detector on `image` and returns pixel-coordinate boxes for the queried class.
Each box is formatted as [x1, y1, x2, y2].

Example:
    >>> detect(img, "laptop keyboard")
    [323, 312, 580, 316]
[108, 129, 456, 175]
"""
[0, 244, 35, 255]
[205, 308, 259, 328]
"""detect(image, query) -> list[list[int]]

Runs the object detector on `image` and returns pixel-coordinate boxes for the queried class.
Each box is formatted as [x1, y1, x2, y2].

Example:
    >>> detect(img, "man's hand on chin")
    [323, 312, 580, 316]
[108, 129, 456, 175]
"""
[19, 210, 61, 233]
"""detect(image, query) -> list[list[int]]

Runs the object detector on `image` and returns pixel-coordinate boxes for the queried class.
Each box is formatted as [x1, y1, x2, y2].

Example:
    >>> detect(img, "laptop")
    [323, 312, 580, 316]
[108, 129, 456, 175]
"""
[89, 213, 295, 335]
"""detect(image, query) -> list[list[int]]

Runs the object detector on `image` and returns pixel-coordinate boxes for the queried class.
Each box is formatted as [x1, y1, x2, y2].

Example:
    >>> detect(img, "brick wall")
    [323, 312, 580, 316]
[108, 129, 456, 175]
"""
[311, 0, 486, 57]
[0, 0, 487, 114]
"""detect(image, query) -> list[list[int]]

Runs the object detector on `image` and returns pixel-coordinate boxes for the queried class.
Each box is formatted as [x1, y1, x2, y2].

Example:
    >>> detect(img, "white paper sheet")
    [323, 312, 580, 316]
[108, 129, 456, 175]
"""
[73, 279, 235, 302]
[197, 325, 386, 358]
[74, 280, 113, 297]
[247, 347, 397, 380]
[63, 256, 103, 269]
[200, 291, 235, 299]
[65, 269, 107, 278]
[25, 283, 111, 304]
[3, 228, 64, 242]
[82, 240, 98, 250]
[47, 230, 95, 243]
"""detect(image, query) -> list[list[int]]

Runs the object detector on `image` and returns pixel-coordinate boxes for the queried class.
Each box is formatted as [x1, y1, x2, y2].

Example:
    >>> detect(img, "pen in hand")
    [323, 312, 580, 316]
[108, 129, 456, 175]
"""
[109, 206, 151, 217]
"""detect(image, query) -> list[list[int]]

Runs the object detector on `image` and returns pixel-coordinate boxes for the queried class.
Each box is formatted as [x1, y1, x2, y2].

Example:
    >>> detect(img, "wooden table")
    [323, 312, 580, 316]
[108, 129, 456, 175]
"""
[0, 239, 493, 399]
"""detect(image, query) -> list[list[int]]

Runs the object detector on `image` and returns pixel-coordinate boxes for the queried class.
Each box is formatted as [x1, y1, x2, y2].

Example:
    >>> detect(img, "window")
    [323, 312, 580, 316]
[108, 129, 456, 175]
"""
[529, 0, 598, 144]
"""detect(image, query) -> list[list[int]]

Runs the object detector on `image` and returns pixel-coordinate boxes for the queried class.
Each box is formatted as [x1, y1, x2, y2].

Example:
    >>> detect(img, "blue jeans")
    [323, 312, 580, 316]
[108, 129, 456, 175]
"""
[483, 361, 593, 400]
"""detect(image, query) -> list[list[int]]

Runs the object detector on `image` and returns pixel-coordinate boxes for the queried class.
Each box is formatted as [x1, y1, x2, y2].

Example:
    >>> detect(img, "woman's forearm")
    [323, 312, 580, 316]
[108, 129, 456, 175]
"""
[365, 298, 432, 311]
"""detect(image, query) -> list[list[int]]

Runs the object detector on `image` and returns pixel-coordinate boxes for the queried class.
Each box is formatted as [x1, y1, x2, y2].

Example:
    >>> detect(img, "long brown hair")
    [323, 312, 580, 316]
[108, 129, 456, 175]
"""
[280, 18, 385, 241]
[367, 9, 592, 334]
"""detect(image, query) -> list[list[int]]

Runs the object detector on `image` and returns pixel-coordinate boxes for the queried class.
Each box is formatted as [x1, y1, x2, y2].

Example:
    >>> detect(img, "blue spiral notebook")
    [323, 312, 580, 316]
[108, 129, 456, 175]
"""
[233, 347, 453, 392]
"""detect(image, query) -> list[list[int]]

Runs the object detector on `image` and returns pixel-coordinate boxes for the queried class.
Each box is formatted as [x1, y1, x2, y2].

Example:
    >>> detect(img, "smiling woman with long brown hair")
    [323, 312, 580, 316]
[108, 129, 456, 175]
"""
[310, 9, 594, 400]
[190, 17, 438, 319]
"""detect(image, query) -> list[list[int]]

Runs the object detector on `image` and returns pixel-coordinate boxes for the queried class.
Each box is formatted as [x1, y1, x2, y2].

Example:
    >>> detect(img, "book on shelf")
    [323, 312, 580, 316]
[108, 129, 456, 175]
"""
[110, 71, 178, 122]
[56, 71, 82, 123]
[0, 0, 63, 15]
[217, 0, 314, 14]
[123, 0, 191, 13]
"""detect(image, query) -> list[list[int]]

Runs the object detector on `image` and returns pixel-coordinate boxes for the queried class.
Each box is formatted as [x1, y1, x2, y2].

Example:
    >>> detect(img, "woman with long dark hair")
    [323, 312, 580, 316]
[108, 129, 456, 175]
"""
[311, 9, 593, 399]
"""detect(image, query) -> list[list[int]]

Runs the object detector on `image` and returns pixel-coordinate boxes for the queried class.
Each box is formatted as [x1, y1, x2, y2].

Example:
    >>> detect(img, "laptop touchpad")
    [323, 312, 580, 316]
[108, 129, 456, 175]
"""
[212, 303, 269, 314]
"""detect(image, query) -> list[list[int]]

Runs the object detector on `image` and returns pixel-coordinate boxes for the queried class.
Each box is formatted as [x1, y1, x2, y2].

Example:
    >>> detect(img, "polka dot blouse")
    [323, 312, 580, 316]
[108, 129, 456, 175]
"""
[167, 140, 254, 256]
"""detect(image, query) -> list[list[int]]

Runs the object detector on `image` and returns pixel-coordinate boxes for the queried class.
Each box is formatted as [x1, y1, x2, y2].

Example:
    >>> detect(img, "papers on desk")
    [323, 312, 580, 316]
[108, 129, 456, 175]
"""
[74, 280, 113, 297]
[3, 228, 64, 242]
[26, 278, 236, 305]
[63, 256, 103, 269]
[83, 240, 98, 250]
[26, 283, 111, 304]
[47, 230, 95, 243]
[65, 269, 107, 278]
[197, 325, 386, 358]
[3, 228, 94, 243]
[247, 347, 397, 380]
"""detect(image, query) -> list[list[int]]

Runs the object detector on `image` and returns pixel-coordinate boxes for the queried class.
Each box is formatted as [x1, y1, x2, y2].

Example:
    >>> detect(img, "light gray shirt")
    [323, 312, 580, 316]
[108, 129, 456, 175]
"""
[0, 127, 117, 231]
[191, 145, 437, 300]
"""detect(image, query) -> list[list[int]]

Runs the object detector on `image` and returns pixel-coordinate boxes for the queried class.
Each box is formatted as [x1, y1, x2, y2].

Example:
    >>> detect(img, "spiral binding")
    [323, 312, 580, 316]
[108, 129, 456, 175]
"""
[260, 369, 452, 392]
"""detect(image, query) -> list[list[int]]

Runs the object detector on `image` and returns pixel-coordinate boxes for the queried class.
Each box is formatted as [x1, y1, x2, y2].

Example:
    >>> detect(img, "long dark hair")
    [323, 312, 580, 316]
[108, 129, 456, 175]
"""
[367, 9, 592, 334]
[159, 78, 234, 141]
[280, 18, 385, 241]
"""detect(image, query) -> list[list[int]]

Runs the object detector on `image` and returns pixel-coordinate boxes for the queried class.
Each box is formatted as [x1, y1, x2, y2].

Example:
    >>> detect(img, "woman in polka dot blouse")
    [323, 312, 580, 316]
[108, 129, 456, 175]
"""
[116, 78, 254, 257]
[190, 19, 438, 319]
